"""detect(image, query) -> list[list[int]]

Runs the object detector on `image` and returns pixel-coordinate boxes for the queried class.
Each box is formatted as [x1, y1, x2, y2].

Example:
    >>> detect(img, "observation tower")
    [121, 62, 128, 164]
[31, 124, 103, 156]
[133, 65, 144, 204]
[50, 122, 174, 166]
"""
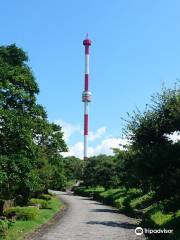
[82, 35, 92, 160]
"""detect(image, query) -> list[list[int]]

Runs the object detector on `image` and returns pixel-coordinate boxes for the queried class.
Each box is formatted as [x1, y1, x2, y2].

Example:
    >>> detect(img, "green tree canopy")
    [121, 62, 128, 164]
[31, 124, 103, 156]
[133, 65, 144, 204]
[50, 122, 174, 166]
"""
[121, 86, 180, 201]
[0, 44, 67, 201]
[83, 155, 120, 189]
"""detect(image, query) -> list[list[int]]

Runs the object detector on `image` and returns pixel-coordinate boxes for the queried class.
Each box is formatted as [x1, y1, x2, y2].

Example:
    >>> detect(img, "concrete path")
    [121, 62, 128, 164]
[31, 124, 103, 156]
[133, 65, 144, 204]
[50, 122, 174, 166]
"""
[37, 191, 145, 240]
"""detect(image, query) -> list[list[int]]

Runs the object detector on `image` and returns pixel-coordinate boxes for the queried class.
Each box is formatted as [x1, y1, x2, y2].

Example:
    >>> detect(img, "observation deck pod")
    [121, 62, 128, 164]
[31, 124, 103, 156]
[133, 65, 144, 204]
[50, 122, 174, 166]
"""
[82, 91, 92, 102]
[83, 38, 91, 46]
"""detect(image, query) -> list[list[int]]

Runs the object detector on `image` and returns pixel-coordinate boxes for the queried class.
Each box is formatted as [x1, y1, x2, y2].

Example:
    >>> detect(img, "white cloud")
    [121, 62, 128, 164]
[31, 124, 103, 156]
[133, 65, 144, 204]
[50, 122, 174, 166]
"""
[63, 137, 129, 159]
[92, 137, 129, 156]
[165, 131, 180, 143]
[55, 119, 81, 141]
[63, 141, 84, 158]
[55, 120, 130, 159]
[55, 119, 107, 144]
[89, 127, 107, 141]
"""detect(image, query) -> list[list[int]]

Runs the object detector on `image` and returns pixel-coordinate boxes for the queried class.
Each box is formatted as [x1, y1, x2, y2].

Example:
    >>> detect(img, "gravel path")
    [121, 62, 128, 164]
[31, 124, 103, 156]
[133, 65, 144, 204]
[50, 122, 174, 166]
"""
[36, 191, 145, 240]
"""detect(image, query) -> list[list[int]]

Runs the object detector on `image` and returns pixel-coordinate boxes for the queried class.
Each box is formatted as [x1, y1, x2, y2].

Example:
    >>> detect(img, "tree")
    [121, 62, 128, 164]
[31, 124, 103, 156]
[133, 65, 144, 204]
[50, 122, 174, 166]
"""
[121, 86, 180, 203]
[0, 44, 67, 201]
[64, 156, 84, 181]
[83, 155, 120, 189]
[0, 44, 44, 157]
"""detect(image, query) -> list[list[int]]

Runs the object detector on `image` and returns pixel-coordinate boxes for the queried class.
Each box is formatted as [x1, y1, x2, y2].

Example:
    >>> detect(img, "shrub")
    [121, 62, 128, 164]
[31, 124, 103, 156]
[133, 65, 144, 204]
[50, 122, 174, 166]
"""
[92, 188, 105, 201]
[114, 188, 142, 212]
[29, 198, 49, 209]
[115, 197, 126, 210]
[38, 194, 52, 201]
[0, 220, 9, 237]
[73, 187, 90, 197]
[99, 188, 125, 205]
[47, 191, 55, 196]
[130, 191, 154, 209]
[74, 186, 105, 198]
[4, 207, 39, 220]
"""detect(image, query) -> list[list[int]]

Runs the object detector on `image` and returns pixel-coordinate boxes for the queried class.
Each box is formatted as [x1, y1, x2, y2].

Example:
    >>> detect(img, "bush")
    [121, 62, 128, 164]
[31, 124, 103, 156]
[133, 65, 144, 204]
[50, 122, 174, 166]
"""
[130, 191, 154, 209]
[141, 205, 180, 240]
[47, 191, 56, 196]
[74, 186, 105, 199]
[100, 188, 125, 205]
[92, 188, 105, 201]
[4, 207, 39, 220]
[73, 187, 90, 197]
[29, 198, 49, 209]
[0, 220, 9, 237]
[115, 197, 125, 210]
[38, 194, 52, 201]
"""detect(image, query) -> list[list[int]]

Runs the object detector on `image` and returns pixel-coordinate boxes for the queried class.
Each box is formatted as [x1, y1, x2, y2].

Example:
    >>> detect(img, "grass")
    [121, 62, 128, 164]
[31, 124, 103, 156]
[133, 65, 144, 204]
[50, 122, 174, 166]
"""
[74, 186, 180, 239]
[149, 208, 173, 226]
[130, 191, 154, 209]
[4, 196, 63, 240]
[142, 205, 180, 240]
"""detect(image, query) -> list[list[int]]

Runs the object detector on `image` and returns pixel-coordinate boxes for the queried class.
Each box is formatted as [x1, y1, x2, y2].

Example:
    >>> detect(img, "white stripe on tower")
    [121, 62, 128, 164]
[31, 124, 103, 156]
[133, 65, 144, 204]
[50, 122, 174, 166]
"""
[82, 35, 92, 160]
[85, 54, 89, 74]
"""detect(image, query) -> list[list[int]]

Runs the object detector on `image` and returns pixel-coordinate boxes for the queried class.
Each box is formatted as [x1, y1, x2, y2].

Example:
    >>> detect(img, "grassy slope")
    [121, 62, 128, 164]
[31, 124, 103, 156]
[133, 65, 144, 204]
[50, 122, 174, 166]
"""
[5, 197, 63, 240]
[74, 187, 180, 240]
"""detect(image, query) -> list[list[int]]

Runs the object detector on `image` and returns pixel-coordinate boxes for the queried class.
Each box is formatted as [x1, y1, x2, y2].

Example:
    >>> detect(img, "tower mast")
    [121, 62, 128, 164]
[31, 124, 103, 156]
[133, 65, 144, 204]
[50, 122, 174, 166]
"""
[82, 35, 92, 160]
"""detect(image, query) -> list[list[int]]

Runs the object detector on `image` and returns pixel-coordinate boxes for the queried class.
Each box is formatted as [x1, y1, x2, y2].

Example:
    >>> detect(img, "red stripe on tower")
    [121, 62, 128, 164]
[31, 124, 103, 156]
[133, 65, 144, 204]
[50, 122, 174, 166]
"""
[85, 46, 89, 54]
[84, 114, 88, 135]
[85, 74, 89, 91]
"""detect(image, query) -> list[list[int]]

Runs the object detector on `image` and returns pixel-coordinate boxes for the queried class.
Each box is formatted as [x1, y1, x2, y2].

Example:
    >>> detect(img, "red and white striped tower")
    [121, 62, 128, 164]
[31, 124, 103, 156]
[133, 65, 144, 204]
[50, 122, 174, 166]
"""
[82, 34, 92, 160]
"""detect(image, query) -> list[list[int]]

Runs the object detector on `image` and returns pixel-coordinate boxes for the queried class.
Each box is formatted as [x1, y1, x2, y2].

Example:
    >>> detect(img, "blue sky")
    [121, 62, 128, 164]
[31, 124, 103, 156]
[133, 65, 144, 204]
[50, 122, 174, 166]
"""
[1, 0, 180, 157]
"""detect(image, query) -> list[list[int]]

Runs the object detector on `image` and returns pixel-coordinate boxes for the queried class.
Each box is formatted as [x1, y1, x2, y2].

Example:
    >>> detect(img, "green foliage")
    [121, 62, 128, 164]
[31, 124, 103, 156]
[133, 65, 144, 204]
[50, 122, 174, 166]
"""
[0, 154, 40, 201]
[74, 187, 92, 197]
[5, 197, 62, 240]
[0, 44, 28, 66]
[99, 189, 125, 206]
[4, 206, 39, 220]
[76, 185, 180, 239]
[64, 156, 84, 181]
[74, 84, 180, 238]
[141, 206, 180, 239]
[38, 194, 52, 201]
[74, 186, 104, 198]
[75, 186, 143, 213]
[109, 188, 142, 212]
[83, 155, 120, 188]
[29, 199, 49, 209]
[49, 156, 67, 190]
[0, 44, 67, 202]
[130, 191, 155, 209]
[150, 208, 173, 226]
[66, 180, 77, 189]
[122, 87, 180, 202]
[0, 220, 9, 238]
[47, 191, 55, 197]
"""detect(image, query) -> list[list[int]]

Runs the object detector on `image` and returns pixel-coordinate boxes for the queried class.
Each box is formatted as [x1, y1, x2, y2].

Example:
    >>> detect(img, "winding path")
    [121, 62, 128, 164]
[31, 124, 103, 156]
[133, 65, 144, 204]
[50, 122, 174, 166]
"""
[35, 191, 145, 240]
